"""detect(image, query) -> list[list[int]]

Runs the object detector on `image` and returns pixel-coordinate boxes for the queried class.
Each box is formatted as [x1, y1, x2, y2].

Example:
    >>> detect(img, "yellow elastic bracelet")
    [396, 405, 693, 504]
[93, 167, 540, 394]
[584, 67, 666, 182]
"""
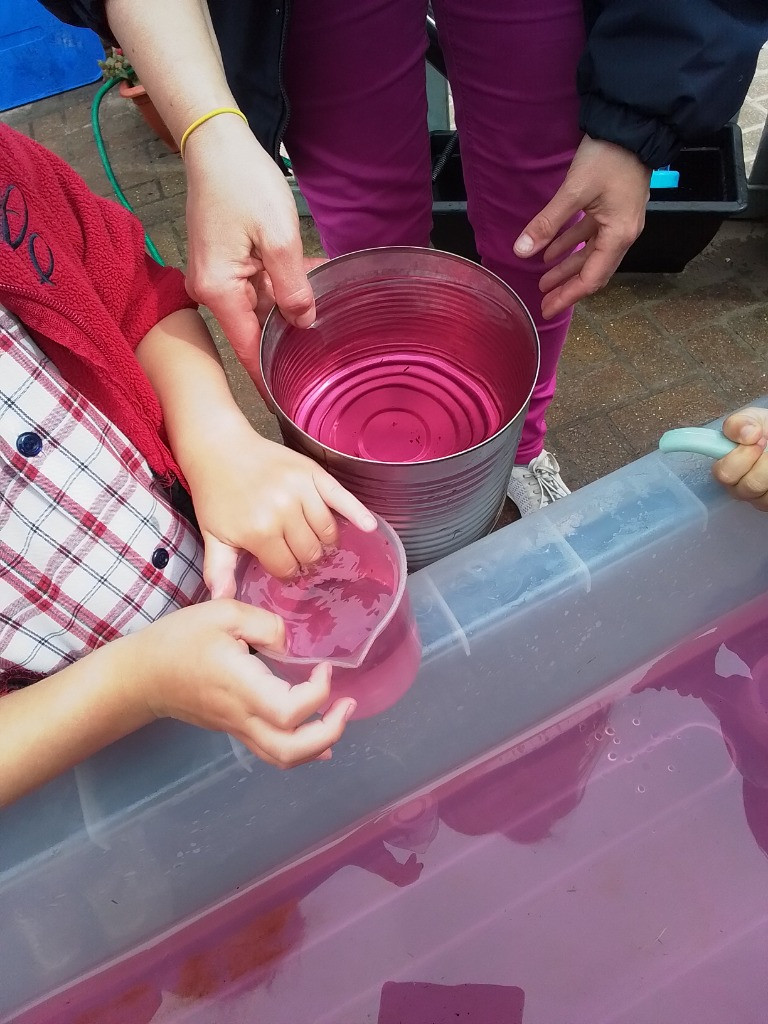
[179, 107, 248, 159]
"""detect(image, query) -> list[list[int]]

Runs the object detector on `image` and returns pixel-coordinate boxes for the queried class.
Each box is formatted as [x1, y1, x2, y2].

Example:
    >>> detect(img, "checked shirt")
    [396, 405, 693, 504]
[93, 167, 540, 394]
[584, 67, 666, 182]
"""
[0, 307, 206, 692]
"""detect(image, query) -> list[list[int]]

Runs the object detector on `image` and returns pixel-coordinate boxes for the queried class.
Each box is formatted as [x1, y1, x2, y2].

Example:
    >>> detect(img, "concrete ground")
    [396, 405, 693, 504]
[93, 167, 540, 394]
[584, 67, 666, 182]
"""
[2, 55, 767, 500]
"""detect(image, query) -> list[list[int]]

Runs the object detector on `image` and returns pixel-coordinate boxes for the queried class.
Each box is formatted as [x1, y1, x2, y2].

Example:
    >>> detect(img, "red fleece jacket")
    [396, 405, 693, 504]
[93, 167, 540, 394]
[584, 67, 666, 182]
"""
[0, 123, 196, 486]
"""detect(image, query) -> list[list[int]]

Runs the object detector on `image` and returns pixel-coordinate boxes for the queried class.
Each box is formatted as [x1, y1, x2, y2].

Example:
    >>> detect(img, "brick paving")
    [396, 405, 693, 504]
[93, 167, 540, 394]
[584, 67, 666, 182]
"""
[2, 64, 767, 497]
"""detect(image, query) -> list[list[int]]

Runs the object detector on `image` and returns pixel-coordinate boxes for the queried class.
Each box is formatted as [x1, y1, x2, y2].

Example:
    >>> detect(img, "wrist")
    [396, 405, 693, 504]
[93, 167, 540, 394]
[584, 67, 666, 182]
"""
[180, 107, 249, 160]
[102, 632, 162, 727]
[173, 404, 257, 491]
[182, 111, 259, 170]
[118, 625, 171, 722]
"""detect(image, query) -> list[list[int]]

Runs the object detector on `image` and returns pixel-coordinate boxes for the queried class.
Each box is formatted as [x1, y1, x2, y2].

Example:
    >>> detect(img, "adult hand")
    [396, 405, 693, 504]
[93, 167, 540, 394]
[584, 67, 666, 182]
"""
[252, 256, 327, 406]
[188, 424, 377, 595]
[134, 600, 356, 768]
[514, 136, 651, 320]
[183, 116, 315, 382]
[712, 408, 768, 511]
[255, 256, 328, 329]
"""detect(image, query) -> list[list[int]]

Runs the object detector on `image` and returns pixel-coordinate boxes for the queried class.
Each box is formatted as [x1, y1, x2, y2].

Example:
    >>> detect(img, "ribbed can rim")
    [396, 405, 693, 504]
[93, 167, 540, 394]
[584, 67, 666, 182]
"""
[261, 246, 540, 467]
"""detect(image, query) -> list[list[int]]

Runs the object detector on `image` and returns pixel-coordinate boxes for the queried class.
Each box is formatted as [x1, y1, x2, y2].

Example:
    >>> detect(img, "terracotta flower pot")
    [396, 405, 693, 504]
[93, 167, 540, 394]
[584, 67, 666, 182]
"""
[118, 79, 179, 154]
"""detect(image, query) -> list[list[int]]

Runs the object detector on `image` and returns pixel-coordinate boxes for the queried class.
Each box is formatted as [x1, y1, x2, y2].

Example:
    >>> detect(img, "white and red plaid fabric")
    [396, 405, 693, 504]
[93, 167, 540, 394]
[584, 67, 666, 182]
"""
[0, 307, 207, 692]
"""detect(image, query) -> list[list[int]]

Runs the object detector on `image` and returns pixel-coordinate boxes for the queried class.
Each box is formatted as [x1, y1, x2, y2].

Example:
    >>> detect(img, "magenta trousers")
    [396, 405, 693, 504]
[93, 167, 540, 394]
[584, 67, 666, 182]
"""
[283, 0, 585, 463]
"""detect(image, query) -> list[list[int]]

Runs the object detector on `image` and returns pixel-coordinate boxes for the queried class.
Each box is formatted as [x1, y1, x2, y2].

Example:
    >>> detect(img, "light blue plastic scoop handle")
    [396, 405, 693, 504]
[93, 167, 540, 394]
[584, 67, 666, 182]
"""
[658, 427, 738, 460]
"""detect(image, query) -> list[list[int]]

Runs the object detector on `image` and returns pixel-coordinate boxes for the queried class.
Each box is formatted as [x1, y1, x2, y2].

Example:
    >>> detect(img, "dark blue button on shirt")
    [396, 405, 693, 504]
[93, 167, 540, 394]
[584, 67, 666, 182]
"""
[16, 432, 43, 457]
[152, 547, 170, 570]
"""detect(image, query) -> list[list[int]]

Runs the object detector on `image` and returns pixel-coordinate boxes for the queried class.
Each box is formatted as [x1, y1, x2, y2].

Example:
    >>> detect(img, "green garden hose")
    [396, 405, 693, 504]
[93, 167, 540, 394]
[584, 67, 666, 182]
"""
[90, 77, 165, 266]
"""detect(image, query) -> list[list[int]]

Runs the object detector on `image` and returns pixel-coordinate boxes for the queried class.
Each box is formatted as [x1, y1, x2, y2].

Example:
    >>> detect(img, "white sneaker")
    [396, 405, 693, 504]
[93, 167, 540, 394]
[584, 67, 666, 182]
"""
[507, 450, 571, 515]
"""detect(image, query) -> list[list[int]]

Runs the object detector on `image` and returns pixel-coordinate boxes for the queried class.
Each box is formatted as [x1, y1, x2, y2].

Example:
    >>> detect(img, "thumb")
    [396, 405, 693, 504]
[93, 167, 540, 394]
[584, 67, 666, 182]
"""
[262, 235, 317, 329]
[203, 536, 240, 600]
[235, 604, 287, 654]
[514, 187, 586, 259]
[724, 409, 768, 447]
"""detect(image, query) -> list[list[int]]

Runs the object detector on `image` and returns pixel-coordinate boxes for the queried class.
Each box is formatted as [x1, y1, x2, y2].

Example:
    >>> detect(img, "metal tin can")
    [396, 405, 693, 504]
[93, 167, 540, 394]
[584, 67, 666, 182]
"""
[261, 247, 539, 570]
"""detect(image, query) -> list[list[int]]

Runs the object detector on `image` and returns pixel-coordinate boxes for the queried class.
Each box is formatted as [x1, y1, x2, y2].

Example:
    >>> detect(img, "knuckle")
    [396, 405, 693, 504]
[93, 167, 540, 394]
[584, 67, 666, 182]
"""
[266, 233, 297, 260]
[249, 514, 283, 540]
[271, 706, 296, 731]
[741, 477, 765, 500]
[189, 271, 225, 303]
[621, 223, 642, 248]
[271, 558, 299, 580]
[320, 520, 338, 539]
[274, 748, 297, 769]
[534, 213, 557, 238]
[712, 463, 737, 486]
[303, 544, 324, 564]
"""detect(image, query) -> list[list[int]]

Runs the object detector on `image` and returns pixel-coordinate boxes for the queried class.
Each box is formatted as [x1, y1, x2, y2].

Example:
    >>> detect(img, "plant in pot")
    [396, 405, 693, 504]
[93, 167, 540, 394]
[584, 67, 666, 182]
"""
[98, 47, 179, 154]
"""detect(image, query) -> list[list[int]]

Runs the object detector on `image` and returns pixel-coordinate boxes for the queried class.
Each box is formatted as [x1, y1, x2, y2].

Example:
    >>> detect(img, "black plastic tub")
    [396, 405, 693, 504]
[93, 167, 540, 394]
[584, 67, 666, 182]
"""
[619, 123, 748, 272]
[430, 123, 748, 273]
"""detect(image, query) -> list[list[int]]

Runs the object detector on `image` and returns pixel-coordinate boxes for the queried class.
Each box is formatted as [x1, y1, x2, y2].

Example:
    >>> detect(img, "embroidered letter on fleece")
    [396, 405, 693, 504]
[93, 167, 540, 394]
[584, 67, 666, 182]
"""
[0, 183, 55, 285]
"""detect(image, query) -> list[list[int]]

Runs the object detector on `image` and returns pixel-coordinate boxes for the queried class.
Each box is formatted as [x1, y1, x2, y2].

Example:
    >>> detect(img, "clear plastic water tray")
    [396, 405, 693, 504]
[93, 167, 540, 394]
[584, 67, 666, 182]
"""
[2, 400, 767, 1022]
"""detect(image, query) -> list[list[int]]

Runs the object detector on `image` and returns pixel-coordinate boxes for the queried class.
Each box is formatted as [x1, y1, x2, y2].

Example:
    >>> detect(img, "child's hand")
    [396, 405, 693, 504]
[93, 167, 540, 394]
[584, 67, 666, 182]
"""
[191, 427, 377, 596]
[132, 600, 355, 768]
[712, 408, 768, 511]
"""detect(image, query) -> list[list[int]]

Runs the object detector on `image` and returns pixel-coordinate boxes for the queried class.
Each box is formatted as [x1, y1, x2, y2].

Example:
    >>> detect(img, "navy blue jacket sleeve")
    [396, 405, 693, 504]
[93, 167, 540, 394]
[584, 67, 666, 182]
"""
[579, 0, 768, 167]
[37, 0, 113, 40]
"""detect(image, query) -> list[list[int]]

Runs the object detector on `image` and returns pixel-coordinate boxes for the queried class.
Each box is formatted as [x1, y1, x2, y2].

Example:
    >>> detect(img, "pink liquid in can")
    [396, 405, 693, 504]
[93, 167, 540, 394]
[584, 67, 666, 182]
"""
[291, 350, 505, 462]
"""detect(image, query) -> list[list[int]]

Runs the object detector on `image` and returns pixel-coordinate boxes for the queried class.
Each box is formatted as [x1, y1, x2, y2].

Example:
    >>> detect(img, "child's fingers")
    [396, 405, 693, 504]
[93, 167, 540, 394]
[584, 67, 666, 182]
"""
[712, 444, 764, 489]
[253, 536, 300, 580]
[202, 535, 239, 600]
[283, 515, 325, 567]
[230, 730, 333, 770]
[722, 409, 768, 447]
[230, 602, 286, 654]
[234, 660, 333, 730]
[730, 454, 768, 509]
[301, 490, 339, 548]
[242, 694, 356, 768]
[313, 471, 377, 532]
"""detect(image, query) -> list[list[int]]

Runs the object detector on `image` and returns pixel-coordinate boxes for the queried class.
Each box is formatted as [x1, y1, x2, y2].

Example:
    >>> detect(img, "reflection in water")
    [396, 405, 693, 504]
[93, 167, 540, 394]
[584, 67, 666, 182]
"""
[635, 598, 768, 860]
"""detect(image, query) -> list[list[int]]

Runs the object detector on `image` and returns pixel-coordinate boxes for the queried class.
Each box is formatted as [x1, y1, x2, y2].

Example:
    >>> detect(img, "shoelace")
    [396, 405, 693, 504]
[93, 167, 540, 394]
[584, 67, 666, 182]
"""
[530, 458, 570, 506]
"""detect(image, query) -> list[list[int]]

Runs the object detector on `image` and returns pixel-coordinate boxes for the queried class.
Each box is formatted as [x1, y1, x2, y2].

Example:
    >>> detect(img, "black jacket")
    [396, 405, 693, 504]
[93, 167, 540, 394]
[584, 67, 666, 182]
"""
[42, 0, 768, 168]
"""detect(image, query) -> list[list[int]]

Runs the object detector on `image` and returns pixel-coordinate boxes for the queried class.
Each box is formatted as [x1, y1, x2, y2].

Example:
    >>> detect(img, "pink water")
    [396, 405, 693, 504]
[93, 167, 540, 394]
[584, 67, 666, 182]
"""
[291, 351, 505, 462]
[19, 594, 768, 1024]
[237, 548, 393, 661]
[234, 521, 421, 718]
